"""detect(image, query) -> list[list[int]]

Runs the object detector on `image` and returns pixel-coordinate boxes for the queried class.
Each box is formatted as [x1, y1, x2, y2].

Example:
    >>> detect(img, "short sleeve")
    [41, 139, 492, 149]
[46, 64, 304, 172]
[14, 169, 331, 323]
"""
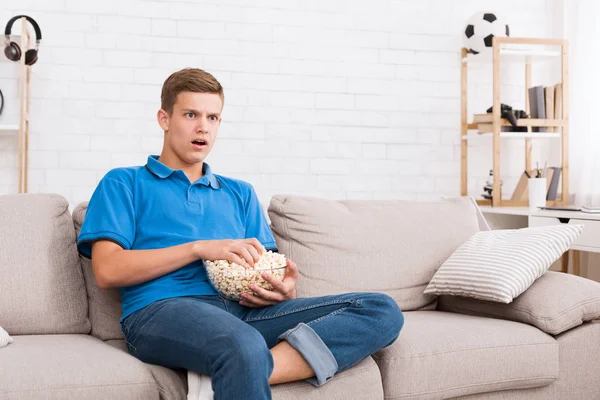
[77, 176, 136, 259]
[244, 185, 277, 251]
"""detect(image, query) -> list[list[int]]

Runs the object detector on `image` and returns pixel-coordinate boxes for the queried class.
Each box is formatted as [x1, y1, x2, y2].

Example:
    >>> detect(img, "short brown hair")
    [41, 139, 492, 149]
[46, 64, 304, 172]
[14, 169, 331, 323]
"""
[160, 68, 224, 114]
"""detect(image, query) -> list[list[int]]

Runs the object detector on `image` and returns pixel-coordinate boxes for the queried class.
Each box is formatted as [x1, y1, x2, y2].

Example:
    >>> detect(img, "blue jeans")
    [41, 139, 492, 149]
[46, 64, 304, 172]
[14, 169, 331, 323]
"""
[120, 292, 403, 400]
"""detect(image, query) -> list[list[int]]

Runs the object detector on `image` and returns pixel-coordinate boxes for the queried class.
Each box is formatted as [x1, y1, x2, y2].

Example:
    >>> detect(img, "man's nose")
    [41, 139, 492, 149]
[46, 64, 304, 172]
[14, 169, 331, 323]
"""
[196, 117, 208, 132]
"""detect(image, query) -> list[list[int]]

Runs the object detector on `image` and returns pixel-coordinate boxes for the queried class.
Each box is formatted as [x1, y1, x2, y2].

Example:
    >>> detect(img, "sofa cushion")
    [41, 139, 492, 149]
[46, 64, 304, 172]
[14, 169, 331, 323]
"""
[106, 340, 383, 400]
[553, 320, 600, 400]
[107, 339, 187, 400]
[372, 311, 558, 399]
[0, 193, 90, 335]
[267, 195, 480, 310]
[447, 386, 553, 400]
[73, 202, 125, 341]
[438, 271, 600, 335]
[271, 356, 383, 400]
[0, 334, 159, 400]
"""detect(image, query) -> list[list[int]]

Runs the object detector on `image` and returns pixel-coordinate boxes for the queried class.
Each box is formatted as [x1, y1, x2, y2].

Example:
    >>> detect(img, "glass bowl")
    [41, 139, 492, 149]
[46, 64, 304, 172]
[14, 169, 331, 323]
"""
[204, 256, 287, 301]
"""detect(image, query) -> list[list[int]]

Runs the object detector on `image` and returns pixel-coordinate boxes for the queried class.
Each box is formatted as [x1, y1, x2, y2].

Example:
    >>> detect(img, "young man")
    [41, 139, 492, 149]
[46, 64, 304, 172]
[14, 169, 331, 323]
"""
[78, 68, 404, 400]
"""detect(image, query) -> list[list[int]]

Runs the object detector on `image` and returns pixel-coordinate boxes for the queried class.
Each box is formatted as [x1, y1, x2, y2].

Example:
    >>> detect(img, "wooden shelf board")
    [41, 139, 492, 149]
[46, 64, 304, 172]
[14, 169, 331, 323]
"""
[468, 118, 566, 128]
[0, 125, 19, 135]
[462, 132, 561, 140]
[500, 48, 561, 57]
[462, 46, 561, 64]
[515, 118, 565, 127]
[475, 200, 564, 209]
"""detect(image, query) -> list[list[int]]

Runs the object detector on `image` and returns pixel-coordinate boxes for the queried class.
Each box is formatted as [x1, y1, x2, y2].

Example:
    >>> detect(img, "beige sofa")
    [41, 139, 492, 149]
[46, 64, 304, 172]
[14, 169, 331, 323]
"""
[1, 193, 600, 400]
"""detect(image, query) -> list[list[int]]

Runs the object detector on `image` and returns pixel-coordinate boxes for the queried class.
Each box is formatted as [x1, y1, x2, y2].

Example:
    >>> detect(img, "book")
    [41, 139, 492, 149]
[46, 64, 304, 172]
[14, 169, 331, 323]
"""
[545, 167, 555, 193]
[535, 86, 546, 132]
[528, 86, 538, 131]
[473, 113, 492, 123]
[528, 86, 547, 132]
[546, 167, 561, 201]
[554, 83, 563, 120]
[510, 171, 530, 201]
[545, 86, 555, 132]
[473, 114, 512, 133]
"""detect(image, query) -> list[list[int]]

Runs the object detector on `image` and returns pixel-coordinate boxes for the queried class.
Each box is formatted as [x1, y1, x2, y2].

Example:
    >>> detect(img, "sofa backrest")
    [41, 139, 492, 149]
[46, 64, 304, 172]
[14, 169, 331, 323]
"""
[72, 202, 124, 341]
[267, 195, 481, 311]
[0, 194, 90, 335]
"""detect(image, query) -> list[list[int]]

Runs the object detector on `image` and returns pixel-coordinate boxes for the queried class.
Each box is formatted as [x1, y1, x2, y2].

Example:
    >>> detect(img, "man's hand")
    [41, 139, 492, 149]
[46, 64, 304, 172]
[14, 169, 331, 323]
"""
[194, 238, 264, 268]
[240, 258, 299, 307]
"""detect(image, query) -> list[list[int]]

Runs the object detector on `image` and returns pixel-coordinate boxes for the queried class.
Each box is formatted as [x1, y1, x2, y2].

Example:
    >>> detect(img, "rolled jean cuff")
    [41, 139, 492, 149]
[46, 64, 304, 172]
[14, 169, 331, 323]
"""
[277, 322, 338, 387]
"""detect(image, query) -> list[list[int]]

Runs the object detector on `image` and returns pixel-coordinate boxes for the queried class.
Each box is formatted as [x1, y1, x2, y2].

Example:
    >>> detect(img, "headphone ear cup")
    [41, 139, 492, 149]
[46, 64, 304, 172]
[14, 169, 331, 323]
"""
[4, 42, 21, 61]
[24, 49, 37, 65]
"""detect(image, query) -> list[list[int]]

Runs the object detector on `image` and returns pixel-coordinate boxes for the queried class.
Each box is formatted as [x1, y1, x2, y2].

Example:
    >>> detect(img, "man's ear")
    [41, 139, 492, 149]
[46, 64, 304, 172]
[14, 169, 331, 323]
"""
[157, 109, 170, 132]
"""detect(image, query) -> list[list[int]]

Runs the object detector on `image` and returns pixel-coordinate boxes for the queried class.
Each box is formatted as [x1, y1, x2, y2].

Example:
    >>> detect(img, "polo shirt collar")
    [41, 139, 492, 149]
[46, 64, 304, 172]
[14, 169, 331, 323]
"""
[146, 155, 220, 189]
[201, 163, 221, 189]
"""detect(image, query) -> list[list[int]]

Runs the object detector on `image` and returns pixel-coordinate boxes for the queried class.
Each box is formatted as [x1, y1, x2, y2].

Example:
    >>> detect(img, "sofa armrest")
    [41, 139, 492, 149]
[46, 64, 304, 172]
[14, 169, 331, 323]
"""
[437, 271, 600, 335]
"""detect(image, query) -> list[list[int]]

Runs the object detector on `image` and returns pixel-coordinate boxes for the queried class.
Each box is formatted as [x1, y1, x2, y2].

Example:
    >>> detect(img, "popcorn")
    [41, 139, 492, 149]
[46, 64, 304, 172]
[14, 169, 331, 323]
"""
[204, 249, 287, 301]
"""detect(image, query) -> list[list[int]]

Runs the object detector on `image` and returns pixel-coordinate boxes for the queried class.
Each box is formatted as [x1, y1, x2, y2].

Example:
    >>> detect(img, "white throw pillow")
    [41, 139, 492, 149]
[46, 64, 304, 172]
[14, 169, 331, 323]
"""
[424, 224, 584, 303]
[0, 326, 12, 348]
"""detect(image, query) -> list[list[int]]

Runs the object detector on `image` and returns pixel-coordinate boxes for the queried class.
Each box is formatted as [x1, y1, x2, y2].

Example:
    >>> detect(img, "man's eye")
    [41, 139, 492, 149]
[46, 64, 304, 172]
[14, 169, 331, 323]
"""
[209, 115, 217, 121]
[185, 112, 195, 118]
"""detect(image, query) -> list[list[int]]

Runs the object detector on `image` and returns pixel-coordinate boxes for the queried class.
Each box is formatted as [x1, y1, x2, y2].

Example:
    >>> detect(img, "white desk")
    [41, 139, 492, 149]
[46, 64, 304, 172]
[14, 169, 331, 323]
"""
[479, 206, 600, 276]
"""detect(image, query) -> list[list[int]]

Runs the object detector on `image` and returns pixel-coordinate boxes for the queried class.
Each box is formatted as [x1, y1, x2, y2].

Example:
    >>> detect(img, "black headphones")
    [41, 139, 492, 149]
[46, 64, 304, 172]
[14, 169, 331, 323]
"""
[0, 89, 3, 116]
[4, 15, 42, 66]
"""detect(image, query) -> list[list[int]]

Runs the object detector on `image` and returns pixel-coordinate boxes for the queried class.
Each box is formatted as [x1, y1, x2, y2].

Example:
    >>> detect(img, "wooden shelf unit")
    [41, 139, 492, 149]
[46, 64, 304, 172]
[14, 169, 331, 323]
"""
[1, 17, 32, 193]
[19, 16, 32, 193]
[460, 37, 569, 207]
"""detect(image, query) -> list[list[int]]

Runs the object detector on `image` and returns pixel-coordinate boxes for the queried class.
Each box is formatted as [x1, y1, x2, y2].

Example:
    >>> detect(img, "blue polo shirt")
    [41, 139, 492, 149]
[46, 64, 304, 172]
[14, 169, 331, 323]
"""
[77, 155, 277, 322]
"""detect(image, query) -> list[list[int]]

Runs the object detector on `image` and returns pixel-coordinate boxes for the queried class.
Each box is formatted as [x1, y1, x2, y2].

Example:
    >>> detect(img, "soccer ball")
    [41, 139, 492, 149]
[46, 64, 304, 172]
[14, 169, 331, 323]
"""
[463, 12, 510, 55]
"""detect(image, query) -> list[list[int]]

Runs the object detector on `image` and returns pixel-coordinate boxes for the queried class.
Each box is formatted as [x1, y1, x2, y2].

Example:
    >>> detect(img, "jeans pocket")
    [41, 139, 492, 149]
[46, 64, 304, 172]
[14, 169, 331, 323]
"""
[121, 308, 145, 340]
[120, 322, 129, 337]
[125, 339, 138, 358]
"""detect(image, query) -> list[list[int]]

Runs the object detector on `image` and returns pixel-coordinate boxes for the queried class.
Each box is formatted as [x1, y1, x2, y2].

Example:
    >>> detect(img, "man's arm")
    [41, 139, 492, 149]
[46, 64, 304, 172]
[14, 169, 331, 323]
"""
[92, 240, 200, 289]
[92, 238, 264, 289]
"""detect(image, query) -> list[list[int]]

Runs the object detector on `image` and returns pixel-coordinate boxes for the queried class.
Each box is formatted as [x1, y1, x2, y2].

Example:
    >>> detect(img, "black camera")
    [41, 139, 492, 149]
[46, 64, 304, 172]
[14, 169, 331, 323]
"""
[486, 104, 528, 130]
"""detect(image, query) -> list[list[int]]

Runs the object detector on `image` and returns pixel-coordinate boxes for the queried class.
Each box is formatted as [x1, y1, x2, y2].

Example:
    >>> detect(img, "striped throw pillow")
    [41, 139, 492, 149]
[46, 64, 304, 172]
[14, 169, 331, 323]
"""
[424, 224, 584, 303]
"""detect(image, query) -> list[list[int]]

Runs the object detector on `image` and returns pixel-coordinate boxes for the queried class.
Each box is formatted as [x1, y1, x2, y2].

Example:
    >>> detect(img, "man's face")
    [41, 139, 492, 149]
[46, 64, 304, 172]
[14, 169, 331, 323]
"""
[158, 91, 223, 166]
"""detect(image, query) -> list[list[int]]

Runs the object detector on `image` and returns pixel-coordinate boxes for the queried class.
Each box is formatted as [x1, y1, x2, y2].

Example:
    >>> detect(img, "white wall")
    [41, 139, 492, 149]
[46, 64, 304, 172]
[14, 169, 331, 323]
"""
[0, 0, 560, 206]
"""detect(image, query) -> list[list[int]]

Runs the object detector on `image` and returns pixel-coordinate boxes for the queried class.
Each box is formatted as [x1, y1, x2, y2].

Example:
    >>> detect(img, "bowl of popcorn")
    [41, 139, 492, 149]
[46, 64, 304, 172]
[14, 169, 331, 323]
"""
[204, 249, 287, 301]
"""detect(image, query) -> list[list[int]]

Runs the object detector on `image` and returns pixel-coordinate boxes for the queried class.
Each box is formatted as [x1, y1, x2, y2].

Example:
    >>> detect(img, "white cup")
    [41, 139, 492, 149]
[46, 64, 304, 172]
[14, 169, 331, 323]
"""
[528, 178, 547, 210]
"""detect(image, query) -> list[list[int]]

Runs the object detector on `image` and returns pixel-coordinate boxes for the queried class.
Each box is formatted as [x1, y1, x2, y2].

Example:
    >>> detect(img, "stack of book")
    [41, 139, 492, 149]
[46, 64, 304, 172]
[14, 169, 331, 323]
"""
[472, 113, 512, 134]
[528, 83, 563, 132]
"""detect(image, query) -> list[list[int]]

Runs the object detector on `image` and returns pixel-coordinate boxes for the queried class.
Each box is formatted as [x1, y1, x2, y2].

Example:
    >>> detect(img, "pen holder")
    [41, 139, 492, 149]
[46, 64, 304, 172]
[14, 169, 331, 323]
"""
[528, 178, 547, 210]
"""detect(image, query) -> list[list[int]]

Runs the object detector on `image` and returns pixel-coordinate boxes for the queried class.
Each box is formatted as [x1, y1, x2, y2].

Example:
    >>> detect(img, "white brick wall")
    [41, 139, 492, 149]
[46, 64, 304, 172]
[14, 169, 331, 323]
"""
[0, 0, 560, 206]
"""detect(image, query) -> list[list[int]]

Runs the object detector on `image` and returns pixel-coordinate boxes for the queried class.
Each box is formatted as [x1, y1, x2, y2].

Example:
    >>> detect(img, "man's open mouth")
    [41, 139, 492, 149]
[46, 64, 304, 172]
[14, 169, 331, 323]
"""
[192, 139, 207, 147]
